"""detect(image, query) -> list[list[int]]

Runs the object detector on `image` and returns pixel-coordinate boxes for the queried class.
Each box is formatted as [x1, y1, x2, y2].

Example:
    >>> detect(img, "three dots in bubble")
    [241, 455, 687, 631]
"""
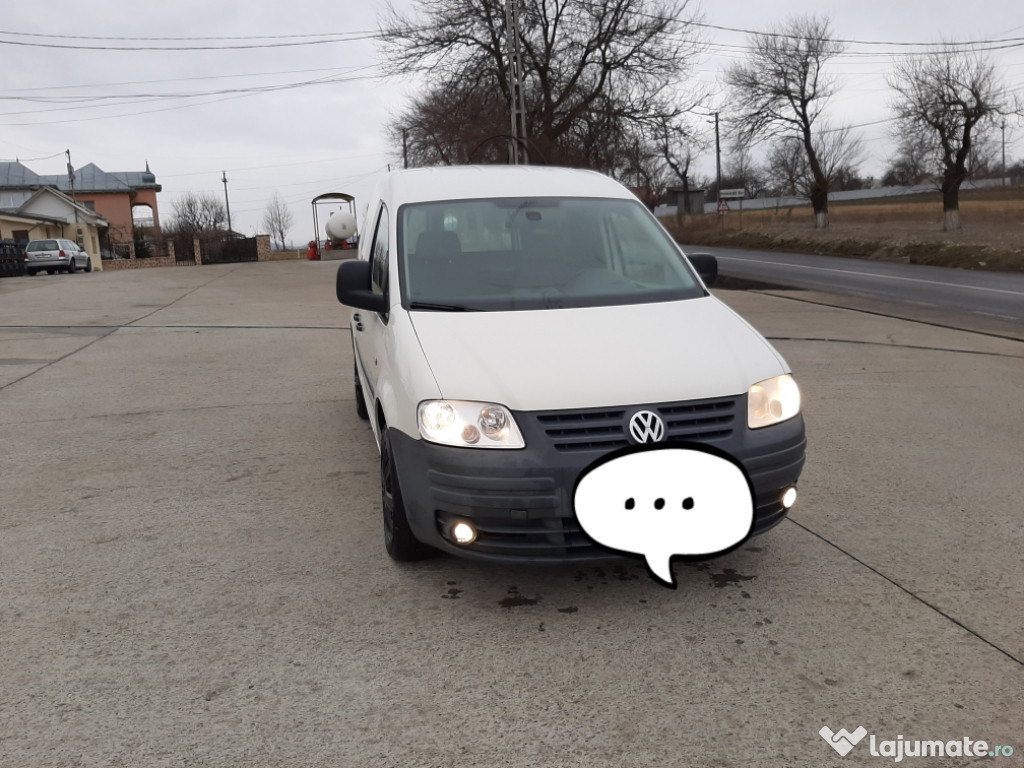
[624, 497, 695, 510]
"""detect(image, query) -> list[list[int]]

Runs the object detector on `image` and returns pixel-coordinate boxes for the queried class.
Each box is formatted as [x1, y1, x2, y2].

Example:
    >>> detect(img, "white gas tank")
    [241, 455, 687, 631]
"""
[326, 211, 357, 242]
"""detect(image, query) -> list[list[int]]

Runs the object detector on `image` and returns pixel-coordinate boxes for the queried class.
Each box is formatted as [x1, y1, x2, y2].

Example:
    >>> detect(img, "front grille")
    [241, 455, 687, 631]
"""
[533, 396, 739, 452]
[426, 468, 558, 510]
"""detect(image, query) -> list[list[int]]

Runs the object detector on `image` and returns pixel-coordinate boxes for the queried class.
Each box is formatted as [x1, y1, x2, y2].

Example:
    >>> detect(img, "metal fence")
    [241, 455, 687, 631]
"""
[0, 239, 25, 277]
[200, 237, 259, 265]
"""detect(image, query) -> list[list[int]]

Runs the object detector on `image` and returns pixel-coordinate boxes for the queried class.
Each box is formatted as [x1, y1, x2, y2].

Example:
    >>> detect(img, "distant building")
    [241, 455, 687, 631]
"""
[0, 160, 161, 251]
[0, 186, 109, 268]
[667, 186, 707, 216]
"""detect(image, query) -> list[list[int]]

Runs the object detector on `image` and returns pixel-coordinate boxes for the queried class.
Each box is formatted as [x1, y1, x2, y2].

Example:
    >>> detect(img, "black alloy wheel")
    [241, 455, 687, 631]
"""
[380, 428, 431, 561]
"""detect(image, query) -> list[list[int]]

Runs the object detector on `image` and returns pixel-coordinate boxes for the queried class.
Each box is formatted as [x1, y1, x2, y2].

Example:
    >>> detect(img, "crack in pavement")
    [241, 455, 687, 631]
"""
[0, 266, 247, 392]
[766, 337, 1024, 359]
[787, 518, 1024, 669]
[752, 290, 1024, 345]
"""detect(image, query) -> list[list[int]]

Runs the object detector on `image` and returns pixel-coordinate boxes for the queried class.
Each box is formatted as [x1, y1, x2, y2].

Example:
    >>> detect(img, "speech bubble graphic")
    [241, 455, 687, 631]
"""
[573, 443, 755, 587]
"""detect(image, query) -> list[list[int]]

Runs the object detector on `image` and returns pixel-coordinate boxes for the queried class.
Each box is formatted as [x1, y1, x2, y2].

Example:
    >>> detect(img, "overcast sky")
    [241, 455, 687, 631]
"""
[2, 1, 1022, 245]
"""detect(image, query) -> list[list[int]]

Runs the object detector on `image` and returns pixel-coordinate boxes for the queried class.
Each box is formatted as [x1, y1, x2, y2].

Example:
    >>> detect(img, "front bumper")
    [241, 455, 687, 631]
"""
[388, 395, 806, 563]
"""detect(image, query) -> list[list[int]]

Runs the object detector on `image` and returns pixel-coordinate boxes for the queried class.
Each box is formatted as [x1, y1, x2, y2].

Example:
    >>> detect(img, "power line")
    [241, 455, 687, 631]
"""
[0, 66, 380, 111]
[0, 28, 377, 42]
[0, 72, 381, 125]
[0, 149, 66, 163]
[689, 19, 1024, 48]
[160, 152, 386, 179]
[0, 65, 371, 95]
[0, 31, 383, 51]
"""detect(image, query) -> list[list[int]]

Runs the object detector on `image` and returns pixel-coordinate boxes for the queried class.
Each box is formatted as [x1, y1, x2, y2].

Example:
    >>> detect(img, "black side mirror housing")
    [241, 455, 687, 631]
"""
[336, 260, 388, 313]
[686, 253, 718, 287]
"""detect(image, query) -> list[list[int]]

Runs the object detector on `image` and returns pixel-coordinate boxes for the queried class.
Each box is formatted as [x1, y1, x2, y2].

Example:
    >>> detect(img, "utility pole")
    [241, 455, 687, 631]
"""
[505, 0, 528, 165]
[1002, 120, 1007, 186]
[66, 149, 80, 237]
[221, 171, 233, 238]
[714, 112, 722, 205]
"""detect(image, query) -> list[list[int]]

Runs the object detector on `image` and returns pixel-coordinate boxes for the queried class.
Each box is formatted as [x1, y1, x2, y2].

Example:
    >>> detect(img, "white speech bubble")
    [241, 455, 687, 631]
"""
[573, 444, 755, 587]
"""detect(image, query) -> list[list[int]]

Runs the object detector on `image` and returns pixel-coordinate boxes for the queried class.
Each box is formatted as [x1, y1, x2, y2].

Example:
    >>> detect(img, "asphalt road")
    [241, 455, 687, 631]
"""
[1, 263, 1022, 767]
[686, 245, 1024, 327]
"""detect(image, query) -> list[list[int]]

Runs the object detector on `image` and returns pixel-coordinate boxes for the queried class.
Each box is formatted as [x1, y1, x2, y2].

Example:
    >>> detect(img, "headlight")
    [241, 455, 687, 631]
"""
[418, 400, 525, 449]
[747, 374, 801, 429]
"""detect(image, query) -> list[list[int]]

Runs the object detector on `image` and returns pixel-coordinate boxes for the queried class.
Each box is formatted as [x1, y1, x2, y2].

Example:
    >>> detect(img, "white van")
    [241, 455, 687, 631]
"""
[336, 166, 805, 563]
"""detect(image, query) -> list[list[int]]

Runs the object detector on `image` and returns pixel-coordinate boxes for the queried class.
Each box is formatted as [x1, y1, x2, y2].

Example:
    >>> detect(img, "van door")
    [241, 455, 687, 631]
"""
[352, 202, 391, 431]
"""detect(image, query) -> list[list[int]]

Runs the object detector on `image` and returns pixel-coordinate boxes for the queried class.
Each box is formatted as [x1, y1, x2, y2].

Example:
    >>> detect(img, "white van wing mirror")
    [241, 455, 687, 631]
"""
[336, 261, 387, 313]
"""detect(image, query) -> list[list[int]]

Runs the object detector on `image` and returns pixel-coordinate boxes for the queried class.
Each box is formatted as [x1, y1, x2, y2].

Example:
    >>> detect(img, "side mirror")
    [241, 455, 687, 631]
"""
[336, 260, 388, 313]
[686, 253, 718, 287]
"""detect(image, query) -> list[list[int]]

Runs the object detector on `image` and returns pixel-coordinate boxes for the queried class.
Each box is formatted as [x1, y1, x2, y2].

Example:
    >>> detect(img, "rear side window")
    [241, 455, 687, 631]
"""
[370, 204, 390, 297]
[27, 240, 59, 252]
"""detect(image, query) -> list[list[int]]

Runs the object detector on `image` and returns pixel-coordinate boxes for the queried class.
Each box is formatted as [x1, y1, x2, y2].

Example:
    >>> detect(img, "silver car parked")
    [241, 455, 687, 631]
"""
[24, 238, 92, 276]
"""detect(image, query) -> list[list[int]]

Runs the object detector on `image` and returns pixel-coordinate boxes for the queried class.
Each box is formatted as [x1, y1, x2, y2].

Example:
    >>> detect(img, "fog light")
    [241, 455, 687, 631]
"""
[782, 487, 798, 509]
[451, 521, 477, 545]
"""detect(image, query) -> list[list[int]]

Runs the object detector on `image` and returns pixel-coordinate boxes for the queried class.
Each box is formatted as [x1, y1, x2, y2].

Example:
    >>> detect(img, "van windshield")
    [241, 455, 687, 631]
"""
[397, 197, 704, 311]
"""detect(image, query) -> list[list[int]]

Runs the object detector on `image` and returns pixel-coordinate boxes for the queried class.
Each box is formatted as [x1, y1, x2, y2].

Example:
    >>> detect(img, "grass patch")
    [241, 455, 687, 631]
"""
[662, 187, 1024, 273]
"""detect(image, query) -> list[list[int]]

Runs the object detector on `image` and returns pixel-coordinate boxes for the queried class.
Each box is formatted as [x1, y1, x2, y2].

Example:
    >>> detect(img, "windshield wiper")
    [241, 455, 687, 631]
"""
[408, 301, 481, 312]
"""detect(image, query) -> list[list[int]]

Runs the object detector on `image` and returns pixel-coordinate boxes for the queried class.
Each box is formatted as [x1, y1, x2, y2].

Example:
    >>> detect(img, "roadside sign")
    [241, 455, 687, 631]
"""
[717, 199, 730, 213]
[719, 189, 745, 199]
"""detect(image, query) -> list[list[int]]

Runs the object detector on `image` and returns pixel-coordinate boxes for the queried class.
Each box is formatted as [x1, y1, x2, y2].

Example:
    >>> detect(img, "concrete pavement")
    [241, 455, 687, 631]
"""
[1, 262, 1021, 767]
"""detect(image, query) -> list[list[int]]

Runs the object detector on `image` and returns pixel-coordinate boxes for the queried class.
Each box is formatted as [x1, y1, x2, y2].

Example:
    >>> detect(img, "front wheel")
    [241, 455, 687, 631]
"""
[380, 429, 432, 561]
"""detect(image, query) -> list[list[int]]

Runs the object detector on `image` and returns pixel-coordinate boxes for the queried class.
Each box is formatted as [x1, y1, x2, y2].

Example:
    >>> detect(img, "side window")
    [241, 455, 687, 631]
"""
[370, 204, 390, 298]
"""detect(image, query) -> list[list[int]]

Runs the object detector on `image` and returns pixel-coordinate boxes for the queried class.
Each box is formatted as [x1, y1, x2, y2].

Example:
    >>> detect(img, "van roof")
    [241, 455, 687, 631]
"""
[379, 165, 635, 205]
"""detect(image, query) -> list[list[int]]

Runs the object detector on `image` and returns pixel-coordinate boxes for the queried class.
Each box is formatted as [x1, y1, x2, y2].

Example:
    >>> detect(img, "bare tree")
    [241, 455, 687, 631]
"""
[889, 47, 1019, 230]
[764, 124, 863, 197]
[618, 138, 673, 208]
[722, 144, 767, 199]
[261, 192, 294, 250]
[380, 0, 706, 171]
[882, 127, 935, 187]
[166, 191, 226, 236]
[388, 85, 509, 167]
[764, 137, 806, 197]
[724, 15, 854, 228]
[656, 116, 708, 214]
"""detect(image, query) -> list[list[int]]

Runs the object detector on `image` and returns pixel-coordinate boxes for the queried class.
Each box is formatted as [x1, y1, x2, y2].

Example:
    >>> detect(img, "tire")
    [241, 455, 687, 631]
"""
[67, 259, 77, 273]
[85, 258, 92, 273]
[380, 428, 432, 561]
[354, 360, 370, 421]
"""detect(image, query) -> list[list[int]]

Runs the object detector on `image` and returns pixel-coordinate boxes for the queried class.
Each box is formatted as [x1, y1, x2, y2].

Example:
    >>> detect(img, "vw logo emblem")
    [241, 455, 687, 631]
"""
[628, 410, 665, 444]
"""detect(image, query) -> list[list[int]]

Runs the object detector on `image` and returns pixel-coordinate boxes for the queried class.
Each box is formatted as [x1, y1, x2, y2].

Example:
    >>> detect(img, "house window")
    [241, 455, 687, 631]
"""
[81, 200, 96, 211]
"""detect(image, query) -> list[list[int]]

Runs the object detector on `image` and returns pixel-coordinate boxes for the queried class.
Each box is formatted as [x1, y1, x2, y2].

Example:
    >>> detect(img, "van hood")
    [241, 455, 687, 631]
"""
[408, 297, 788, 411]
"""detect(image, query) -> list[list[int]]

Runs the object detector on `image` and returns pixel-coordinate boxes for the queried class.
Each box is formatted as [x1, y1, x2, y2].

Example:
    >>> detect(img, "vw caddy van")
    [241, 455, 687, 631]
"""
[336, 166, 805, 563]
